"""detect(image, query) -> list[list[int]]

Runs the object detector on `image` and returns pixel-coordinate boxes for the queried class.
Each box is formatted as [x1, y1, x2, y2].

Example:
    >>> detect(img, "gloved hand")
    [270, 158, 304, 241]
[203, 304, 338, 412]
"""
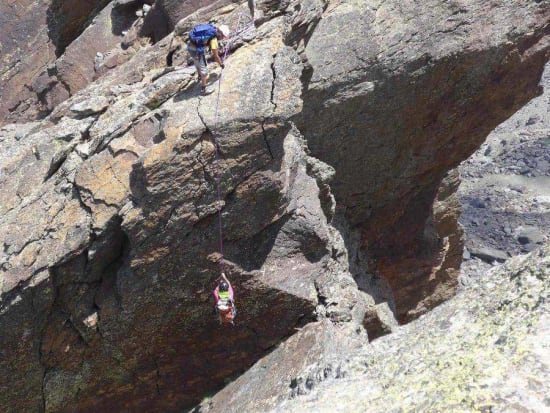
[220, 63, 225, 69]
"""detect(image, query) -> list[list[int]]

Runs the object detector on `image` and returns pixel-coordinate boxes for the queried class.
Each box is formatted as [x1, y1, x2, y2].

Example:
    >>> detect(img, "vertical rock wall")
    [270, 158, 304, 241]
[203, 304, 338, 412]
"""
[299, 0, 549, 321]
[0, 0, 548, 411]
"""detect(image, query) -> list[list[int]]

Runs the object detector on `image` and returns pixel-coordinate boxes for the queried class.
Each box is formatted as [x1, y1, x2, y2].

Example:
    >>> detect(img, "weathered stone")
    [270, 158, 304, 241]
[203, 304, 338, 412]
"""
[0, 269, 55, 412]
[75, 149, 136, 230]
[31, 72, 58, 96]
[173, 1, 237, 37]
[363, 302, 398, 340]
[193, 320, 365, 413]
[0, 0, 548, 412]
[272, 244, 550, 413]
[515, 225, 545, 245]
[137, 70, 192, 109]
[469, 245, 509, 263]
[43, 81, 72, 112]
[70, 96, 110, 116]
[0, 0, 112, 125]
[0, 117, 93, 216]
[300, 0, 549, 321]
[470, 197, 487, 208]
[55, 2, 137, 96]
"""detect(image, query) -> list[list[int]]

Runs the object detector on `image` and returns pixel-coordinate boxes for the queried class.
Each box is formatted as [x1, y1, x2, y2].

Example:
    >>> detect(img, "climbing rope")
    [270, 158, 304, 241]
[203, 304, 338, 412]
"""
[212, 75, 225, 271]
[209, 18, 255, 273]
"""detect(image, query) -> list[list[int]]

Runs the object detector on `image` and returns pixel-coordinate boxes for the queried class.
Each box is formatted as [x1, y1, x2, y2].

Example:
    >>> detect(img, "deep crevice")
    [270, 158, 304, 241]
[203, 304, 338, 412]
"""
[37, 269, 58, 413]
[270, 54, 278, 114]
[261, 121, 275, 159]
[46, 0, 112, 57]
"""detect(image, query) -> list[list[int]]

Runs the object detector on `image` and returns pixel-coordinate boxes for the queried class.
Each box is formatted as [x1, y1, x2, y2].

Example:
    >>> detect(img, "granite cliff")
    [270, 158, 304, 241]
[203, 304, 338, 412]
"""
[196, 244, 550, 412]
[0, 0, 548, 411]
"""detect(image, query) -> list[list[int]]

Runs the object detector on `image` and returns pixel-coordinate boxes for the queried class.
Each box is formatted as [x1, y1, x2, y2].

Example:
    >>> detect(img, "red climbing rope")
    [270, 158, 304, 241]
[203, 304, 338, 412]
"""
[212, 79, 224, 270]
[210, 19, 252, 272]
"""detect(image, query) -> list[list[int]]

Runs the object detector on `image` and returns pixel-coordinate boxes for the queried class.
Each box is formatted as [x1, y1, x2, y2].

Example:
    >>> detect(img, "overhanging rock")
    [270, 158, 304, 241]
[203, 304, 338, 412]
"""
[0, 0, 548, 411]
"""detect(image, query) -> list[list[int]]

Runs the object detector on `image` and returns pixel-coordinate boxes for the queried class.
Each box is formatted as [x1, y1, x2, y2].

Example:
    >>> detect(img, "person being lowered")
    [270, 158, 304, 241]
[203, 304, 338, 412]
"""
[187, 23, 230, 95]
[213, 272, 236, 325]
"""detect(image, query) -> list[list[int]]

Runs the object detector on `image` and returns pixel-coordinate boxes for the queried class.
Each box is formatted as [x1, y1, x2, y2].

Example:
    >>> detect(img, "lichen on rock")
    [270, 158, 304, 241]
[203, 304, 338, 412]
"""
[272, 244, 550, 413]
[0, 0, 548, 412]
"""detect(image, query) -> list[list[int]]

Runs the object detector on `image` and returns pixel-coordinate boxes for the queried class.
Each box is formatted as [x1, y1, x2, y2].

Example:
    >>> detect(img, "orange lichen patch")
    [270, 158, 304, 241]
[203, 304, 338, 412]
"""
[76, 150, 136, 207]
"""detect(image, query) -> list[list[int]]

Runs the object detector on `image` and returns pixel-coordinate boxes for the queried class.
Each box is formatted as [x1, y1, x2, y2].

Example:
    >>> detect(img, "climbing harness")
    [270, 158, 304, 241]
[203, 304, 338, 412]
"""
[217, 299, 236, 324]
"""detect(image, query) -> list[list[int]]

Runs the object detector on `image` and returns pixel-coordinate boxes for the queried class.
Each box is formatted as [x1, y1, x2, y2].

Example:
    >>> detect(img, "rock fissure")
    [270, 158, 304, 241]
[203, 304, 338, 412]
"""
[74, 179, 121, 211]
[106, 156, 132, 194]
[154, 358, 161, 396]
[196, 137, 216, 186]
[270, 54, 278, 114]
[44, 144, 77, 182]
[7, 238, 43, 260]
[72, 184, 94, 235]
[109, 145, 141, 158]
[39, 342, 50, 413]
[95, 122, 136, 155]
[37, 272, 57, 413]
[260, 120, 275, 159]
[1, 0, 549, 411]
[162, 206, 178, 232]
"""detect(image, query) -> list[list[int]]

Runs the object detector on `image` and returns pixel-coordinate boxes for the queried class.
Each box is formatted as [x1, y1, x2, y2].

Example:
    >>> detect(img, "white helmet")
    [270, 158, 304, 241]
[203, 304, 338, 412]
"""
[218, 24, 230, 39]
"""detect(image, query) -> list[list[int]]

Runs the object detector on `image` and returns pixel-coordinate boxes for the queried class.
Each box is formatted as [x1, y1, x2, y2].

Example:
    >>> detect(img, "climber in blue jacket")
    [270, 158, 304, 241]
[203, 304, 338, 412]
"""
[187, 23, 230, 94]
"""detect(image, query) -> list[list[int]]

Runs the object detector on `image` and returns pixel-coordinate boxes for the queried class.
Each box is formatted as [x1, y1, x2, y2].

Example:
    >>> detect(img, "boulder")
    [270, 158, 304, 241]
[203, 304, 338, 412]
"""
[515, 225, 545, 245]
[469, 245, 509, 264]
[269, 244, 550, 413]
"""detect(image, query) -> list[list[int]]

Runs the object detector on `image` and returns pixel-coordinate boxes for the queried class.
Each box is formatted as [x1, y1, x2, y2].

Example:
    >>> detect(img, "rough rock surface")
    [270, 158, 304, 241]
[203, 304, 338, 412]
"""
[0, 0, 112, 125]
[0, 0, 549, 412]
[0, 0, 217, 126]
[459, 62, 550, 274]
[193, 320, 367, 413]
[266, 244, 550, 413]
[298, 0, 549, 322]
[141, 0, 232, 42]
[53, 2, 136, 96]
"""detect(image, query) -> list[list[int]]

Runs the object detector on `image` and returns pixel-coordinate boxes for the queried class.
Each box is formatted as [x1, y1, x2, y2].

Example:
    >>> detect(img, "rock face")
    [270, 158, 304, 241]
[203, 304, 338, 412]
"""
[142, 0, 228, 42]
[264, 244, 550, 413]
[298, 0, 549, 321]
[194, 320, 367, 413]
[459, 62, 550, 269]
[0, 0, 112, 124]
[0, 0, 548, 412]
[0, 0, 216, 126]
